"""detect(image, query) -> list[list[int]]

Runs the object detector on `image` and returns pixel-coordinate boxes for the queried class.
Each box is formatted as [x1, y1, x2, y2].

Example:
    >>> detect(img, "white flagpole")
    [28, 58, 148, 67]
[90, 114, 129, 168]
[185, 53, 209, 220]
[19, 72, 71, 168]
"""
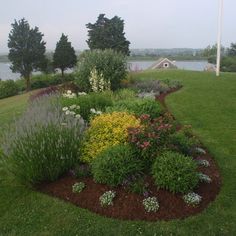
[216, 0, 223, 77]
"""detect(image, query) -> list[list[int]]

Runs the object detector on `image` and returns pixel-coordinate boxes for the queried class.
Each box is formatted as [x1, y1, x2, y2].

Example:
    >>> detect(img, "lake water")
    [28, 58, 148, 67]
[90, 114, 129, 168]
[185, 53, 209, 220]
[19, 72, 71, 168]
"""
[0, 60, 209, 81]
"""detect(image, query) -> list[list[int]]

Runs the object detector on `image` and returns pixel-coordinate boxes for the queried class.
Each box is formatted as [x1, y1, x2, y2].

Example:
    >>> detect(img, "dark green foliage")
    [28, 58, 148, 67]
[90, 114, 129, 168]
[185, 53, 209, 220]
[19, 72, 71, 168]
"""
[61, 91, 113, 121]
[228, 43, 236, 56]
[86, 14, 130, 55]
[221, 56, 236, 72]
[107, 98, 163, 119]
[0, 80, 19, 99]
[170, 130, 200, 155]
[129, 178, 147, 195]
[152, 151, 199, 193]
[8, 18, 46, 91]
[53, 34, 77, 77]
[91, 144, 143, 187]
[74, 164, 91, 178]
[76, 49, 127, 91]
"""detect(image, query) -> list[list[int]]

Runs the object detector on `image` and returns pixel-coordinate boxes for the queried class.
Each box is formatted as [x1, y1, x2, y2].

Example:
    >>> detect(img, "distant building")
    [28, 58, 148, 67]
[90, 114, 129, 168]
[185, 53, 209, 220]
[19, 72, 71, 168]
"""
[149, 58, 177, 70]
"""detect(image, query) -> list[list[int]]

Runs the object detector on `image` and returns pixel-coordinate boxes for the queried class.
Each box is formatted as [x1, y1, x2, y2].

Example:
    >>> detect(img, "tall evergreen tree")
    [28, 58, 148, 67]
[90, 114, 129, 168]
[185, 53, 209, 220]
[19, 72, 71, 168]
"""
[86, 14, 130, 56]
[8, 18, 46, 91]
[53, 34, 77, 77]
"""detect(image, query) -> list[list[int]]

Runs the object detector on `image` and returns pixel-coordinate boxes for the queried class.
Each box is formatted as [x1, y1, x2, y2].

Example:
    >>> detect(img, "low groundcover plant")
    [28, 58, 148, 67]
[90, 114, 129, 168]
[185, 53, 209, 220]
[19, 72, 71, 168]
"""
[99, 190, 116, 207]
[183, 192, 202, 206]
[143, 196, 159, 213]
[72, 182, 86, 193]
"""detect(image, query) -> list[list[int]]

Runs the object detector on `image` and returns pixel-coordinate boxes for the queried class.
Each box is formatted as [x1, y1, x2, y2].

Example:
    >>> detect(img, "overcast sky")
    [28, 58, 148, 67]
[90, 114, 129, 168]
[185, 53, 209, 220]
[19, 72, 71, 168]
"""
[0, 0, 235, 53]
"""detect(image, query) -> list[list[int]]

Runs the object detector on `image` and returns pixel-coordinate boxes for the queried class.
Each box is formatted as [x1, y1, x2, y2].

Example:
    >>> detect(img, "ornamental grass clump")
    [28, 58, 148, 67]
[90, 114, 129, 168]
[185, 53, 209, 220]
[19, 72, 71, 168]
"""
[152, 151, 199, 193]
[2, 94, 85, 185]
[81, 112, 140, 163]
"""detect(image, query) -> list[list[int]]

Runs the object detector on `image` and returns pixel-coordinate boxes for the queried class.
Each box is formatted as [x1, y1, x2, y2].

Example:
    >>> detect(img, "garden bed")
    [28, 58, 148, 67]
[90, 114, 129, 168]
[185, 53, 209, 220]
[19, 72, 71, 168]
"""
[38, 151, 220, 221]
[37, 89, 221, 221]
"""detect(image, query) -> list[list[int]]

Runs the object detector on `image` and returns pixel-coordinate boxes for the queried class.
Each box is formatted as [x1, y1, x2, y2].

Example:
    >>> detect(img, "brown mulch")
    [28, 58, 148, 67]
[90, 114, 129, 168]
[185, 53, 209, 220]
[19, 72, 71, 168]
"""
[37, 88, 221, 221]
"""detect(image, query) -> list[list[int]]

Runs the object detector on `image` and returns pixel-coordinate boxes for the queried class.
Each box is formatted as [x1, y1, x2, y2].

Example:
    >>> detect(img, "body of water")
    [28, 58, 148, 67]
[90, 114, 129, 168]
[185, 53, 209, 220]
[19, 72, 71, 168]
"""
[0, 60, 209, 81]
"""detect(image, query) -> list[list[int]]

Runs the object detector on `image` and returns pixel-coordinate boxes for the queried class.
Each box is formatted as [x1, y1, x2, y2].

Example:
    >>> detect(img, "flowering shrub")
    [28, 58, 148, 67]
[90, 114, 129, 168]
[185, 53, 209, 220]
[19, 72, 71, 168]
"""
[72, 182, 86, 193]
[99, 191, 116, 207]
[81, 112, 140, 163]
[89, 68, 111, 92]
[196, 159, 210, 167]
[183, 192, 202, 206]
[62, 104, 81, 118]
[2, 95, 85, 185]
[128, 114, 174, 159]
[152, 151, 199, 193]
[143, 197, 159, 212]
[198, 173, 212, 183]
[91, 144, 143, 187]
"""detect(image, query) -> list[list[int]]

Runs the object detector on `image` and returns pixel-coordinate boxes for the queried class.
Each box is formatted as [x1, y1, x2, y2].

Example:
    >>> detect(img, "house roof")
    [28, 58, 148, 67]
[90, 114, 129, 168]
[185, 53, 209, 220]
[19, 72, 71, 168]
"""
[149, 58, 176, 69]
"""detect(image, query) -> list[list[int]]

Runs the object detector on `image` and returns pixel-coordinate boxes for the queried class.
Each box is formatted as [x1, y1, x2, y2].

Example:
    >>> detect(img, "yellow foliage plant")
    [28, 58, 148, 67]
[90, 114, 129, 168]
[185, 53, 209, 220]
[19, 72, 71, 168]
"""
[81, 112, 140, 163]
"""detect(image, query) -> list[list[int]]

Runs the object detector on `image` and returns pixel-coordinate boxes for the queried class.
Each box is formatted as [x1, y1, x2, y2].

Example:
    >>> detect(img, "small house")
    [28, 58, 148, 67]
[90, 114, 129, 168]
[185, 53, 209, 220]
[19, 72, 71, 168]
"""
[149, 58, 177, 70]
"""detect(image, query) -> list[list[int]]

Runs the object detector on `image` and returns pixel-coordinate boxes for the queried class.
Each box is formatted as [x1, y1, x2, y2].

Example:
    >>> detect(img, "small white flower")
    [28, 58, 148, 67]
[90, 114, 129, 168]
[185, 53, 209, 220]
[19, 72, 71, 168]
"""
[61, 122, 67, 126]
[78, 92, 87, 96]
[76, 105, 80, 109]
[75, 114, 81, 119]
[96, 111, 102, 115]
[70, 111, 76, 116]
[90, 108, 96, 113]
[62, 107, 68, 111]
[67, 90, 72, 94]
[65, 110, 70, 115]
[69, 105, 77, 110]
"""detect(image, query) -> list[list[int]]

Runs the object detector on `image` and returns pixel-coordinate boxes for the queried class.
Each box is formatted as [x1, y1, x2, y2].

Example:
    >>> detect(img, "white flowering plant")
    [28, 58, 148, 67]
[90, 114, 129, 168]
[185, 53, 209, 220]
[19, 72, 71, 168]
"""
[183, 192, 202, 206]
[89, 68, 111, 92]
[99, 190, 116, 207]
[62, 90, 77, 99]
[72, 182, 86, 193]
[143, 197, 159, 213]
[198, 172, 212, 183]
[196, 159, 210, 167]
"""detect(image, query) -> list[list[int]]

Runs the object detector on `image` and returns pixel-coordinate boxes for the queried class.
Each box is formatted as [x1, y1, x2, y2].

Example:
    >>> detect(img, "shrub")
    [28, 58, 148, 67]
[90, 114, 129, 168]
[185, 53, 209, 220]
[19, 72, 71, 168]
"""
[152, 151, 199, 193]
[61, 91, 113, 121]
[183, 192, 202, 206]
[74, 164, 91, 178]
[143, 197, 159, 212]
[196, 159, 210, 167]
[0, 80, 19, 99]
[2, 95, 85, 185]
[113, 89, 136, 101]
[72, 182, 85, 193]
[81, 112, 140, 163]
[99, 190, 116, 207]
[198, 172, 212, 183]
[76, 49, 127, 91]
[170, 130, 200, 155]
[128, 114, 174, 161]
[107, 98, 163, 119]
[29, 86, 58, 101]
[91, 145, 143, 187]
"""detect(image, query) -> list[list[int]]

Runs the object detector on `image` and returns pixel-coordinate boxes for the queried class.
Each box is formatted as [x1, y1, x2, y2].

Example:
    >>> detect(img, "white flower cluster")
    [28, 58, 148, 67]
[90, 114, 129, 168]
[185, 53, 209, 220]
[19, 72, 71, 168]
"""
[198, 172, 212, 183]
[78, 92, 87, 96]
[62, 90, 76, 99]
[196, 159, 210, 167]
[183, 192, 202, 206]
[72, 182, 86, 193]
[195, 147, 206, 155]
[62, 105, 81, 119]
[89, 68, 111, 92]
[142, 197, 159, 213]
[90, 108, 102, 115]
[99, 190, 116, 207]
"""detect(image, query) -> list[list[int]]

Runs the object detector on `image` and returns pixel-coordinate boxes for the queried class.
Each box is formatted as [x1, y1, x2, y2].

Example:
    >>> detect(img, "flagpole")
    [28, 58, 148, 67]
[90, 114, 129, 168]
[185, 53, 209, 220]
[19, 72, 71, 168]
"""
[216, 0, 223, 77]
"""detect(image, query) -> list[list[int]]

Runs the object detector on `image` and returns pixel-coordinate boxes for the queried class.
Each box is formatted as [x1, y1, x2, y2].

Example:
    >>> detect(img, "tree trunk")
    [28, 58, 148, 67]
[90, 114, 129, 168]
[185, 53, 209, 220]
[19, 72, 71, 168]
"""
[25, 74, 31, 92]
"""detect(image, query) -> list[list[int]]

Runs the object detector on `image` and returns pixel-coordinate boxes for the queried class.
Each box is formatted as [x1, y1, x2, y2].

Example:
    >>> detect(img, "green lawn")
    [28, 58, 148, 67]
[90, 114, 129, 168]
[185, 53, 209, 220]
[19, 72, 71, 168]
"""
[0, 70, 236, 235]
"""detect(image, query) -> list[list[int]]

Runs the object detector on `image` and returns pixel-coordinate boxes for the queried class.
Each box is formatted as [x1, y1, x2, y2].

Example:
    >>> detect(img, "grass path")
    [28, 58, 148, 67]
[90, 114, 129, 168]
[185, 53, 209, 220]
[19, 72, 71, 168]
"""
[0, 71, 236, 235]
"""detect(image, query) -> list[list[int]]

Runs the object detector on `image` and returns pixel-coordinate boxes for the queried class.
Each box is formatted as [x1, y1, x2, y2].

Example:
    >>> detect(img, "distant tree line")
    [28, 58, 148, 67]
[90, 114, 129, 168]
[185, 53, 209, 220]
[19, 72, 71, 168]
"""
[7, 14, 130, 91]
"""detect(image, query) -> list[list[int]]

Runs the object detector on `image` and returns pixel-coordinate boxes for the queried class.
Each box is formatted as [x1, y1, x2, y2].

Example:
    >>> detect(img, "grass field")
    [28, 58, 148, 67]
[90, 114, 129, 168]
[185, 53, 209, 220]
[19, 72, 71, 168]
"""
[0, 70, 236, 235]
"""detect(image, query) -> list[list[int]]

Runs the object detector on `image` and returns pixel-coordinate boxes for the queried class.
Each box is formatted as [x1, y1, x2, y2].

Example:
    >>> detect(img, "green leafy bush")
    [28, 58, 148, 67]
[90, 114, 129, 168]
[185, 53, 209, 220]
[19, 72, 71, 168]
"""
[2, 95, 84, 185]
[152, 151, 199, 193]
[170, 129, 200, 155]
[0, 80, 19, 99]
[61, 91, 113, 121]
[91, 144, 143, 187]
[107, 98, 163, 119]
[76, 49, 127, 91]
